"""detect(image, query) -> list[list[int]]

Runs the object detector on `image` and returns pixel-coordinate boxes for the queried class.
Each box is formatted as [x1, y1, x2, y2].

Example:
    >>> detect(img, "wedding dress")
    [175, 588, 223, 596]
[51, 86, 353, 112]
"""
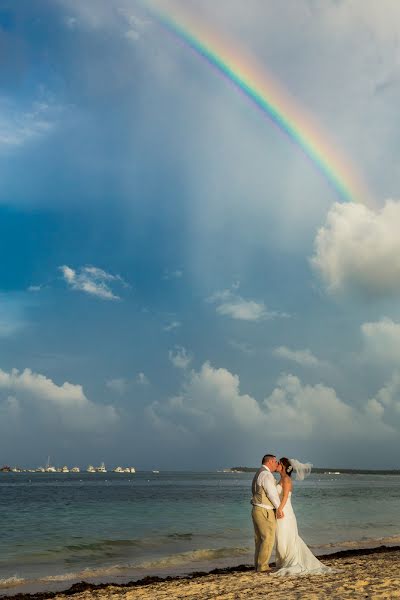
[273, 483, 332, 576]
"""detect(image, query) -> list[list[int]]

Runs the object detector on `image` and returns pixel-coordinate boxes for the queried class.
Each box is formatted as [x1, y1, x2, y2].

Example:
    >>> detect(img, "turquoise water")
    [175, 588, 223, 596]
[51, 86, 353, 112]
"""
[0, 471, 399, 595]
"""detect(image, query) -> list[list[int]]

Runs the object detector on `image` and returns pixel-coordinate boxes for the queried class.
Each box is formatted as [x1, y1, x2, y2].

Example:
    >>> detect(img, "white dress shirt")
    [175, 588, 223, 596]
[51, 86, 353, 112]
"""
[253, 465, 281, 510]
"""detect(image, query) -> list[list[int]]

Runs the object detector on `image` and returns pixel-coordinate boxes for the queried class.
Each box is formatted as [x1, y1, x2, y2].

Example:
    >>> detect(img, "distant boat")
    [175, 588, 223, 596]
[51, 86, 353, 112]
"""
[87, 465, 96, 473]
[96, 462, 107, 473]
[152, 470, 159, 474]
[61, 466, 70, 473]
[113, 466, 135, 473]
[70, 467, 80, 473]
[44, 456, 57, 473]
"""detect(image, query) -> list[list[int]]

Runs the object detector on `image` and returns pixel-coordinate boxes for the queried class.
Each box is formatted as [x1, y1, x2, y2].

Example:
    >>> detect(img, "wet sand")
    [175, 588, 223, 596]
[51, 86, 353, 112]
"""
[5, 546, 400, 600]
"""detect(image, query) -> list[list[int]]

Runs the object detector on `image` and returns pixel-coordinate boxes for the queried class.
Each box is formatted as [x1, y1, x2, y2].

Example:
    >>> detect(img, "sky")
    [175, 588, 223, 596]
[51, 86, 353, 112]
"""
[1, 0, 400, 470]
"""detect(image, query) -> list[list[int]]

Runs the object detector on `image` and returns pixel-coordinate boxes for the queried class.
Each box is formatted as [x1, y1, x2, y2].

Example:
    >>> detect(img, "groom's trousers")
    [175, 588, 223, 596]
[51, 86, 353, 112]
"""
[251, 506, 276, 571]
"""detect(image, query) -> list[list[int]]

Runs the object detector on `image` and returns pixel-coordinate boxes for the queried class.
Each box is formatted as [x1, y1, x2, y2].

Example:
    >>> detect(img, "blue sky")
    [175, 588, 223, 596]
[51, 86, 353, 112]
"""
[2, 0, 400, 469]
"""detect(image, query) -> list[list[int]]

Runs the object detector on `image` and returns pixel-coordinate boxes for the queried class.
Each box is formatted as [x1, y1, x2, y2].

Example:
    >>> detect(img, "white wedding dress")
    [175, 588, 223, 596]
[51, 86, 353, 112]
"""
[273, 483, 332, 577]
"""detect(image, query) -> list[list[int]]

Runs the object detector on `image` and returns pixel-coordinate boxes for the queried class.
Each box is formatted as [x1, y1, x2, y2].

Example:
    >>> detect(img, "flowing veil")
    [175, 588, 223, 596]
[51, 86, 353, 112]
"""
[289, 458, 313, 481]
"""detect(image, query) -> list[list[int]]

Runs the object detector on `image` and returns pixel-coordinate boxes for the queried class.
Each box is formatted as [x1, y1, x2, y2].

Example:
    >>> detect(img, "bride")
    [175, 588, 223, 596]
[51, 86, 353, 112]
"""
[273, 457, 332, 576]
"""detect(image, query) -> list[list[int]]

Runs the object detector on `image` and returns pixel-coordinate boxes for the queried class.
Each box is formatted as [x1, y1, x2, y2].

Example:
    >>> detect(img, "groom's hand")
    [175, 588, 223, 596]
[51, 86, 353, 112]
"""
[277, 509, 284, 519]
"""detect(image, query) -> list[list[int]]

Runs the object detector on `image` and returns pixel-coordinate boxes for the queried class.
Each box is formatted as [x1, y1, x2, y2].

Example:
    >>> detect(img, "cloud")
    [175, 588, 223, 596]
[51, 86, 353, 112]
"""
[168, 346, 192, 369]
[59, 0, 148, 39]
[163, 320, 181, 332]
[136, 372, 149, 385]
[361, 318, 400, 365]
[0, 367, 118, 433]
[106, 378, 129, 394]
[273, 346, 322, 367]
[149, 362, 263, 438]
[0, 95, 64, 152]
[208, 289, 287, 322]
[149, 363, 394, 454]
[106, 373, 149, 392]
[311, 200, 400, 296]
[162, 269, 183, 280]
[59, 265, 127, 300]
[147, 362, 394, 464]
[367, 371, 400, 430]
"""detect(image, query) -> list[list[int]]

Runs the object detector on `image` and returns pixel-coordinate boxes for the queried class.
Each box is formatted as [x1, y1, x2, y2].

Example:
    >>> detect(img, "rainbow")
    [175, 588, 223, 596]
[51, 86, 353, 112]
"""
[143, 1, 368, 204]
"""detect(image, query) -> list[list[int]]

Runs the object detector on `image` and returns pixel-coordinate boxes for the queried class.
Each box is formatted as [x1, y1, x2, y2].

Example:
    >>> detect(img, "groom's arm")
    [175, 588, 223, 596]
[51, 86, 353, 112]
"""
[263, 472, 281, 510]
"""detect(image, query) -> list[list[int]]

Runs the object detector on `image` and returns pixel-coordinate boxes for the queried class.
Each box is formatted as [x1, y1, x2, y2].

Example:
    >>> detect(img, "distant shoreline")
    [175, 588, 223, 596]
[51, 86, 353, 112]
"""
[1, 468, 400, 475]
[228, 467, 400, 474]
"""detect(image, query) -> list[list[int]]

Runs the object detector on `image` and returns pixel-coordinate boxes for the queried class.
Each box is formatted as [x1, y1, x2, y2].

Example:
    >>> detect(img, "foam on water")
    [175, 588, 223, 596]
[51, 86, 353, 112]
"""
[136, 546, 251, 569]
[0, 576, 25, 589]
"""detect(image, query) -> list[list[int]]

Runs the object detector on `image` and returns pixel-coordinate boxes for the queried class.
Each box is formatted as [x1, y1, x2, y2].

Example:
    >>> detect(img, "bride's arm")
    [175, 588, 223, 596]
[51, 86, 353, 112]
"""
[277, 478, 291, 516]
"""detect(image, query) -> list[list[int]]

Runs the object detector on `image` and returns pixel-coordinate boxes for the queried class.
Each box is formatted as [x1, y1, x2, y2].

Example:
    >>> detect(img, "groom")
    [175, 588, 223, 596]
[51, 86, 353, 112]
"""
[251, 454, 282, 572]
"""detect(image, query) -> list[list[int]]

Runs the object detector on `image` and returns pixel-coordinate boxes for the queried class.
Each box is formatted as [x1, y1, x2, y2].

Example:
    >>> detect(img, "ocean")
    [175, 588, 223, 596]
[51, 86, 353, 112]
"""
[0, 471, 399, 596]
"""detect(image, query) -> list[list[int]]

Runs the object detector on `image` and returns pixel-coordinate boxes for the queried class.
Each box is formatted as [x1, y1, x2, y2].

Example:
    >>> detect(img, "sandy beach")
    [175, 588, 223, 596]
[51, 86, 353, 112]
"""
[6, 546, 400, 600]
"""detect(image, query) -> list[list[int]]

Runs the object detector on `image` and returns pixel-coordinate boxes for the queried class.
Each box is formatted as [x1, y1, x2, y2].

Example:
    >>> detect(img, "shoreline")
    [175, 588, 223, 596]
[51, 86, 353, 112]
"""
[3, 544, 400, 600]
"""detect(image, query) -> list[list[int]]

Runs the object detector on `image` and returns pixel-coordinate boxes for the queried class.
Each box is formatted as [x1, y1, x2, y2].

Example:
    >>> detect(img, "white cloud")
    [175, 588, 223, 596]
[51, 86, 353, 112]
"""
[0, 367, 118, 433]
[311, 200, 400, 296]
[149, 363, 393, 448]
[208, 289, 287, 322]
[361, 318, 400, 365]
[106, 378, 129, 394]
[367, 371, 400, 429]
[59, 265, 127, 300]
[168, 346, 192, 369]
[273, 346, 322, 368]
[163, 320, 181, 332]
[136, 372, 150, 385]
[106, 373, 149, 391]
[0, 96, 64, 152]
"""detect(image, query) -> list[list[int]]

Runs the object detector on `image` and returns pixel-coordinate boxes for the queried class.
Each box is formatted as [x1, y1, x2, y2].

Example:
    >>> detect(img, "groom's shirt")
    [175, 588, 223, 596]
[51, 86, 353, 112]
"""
[251, 465, 281, 510]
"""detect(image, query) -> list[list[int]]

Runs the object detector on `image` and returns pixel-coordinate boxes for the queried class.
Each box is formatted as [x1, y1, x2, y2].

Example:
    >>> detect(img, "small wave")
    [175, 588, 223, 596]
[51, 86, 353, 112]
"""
[41, 571, 98, 583]
[0, 576, 25, 589]
[136, 546, 251, 569]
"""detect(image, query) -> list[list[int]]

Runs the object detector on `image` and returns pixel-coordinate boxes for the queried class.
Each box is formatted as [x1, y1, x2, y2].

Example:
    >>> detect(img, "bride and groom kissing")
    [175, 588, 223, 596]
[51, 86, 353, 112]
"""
[251, 453, 331, 577]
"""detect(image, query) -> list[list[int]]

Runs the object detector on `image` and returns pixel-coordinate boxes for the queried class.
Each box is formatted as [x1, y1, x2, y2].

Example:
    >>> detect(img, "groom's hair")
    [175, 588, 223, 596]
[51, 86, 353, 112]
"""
[262, 454, 276, 464]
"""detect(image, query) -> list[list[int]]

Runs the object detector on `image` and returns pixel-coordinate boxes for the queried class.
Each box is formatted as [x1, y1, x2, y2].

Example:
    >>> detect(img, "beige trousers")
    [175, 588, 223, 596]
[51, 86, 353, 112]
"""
[251, 505, 276, 571]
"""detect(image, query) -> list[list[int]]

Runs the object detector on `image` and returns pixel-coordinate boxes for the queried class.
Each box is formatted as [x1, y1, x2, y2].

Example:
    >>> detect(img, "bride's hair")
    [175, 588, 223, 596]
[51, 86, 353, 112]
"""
[279, 457, 293, 477]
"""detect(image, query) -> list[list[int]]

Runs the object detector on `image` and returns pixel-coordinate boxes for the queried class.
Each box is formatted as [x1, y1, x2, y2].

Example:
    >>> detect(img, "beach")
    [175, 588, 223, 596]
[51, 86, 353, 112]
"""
[1, 472, 400, 596]
[7, 546, 400, 600]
